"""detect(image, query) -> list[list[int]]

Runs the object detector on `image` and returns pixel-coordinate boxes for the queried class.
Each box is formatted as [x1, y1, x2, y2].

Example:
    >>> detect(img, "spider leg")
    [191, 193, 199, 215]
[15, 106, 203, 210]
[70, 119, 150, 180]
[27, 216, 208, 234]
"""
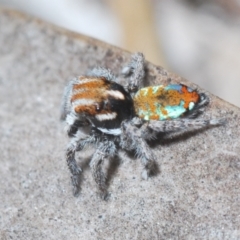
[136, 136, 156, 180]
[66, 130, 97, 196]
[122, 52, 145, 93]
[89, 67, 116, 82]
[65, 113, 90, 137]
[120, 120, 156, 180]
[89, 149, 108, 199]
[90, 139, 117, 199]
[146, 118, 225, 136]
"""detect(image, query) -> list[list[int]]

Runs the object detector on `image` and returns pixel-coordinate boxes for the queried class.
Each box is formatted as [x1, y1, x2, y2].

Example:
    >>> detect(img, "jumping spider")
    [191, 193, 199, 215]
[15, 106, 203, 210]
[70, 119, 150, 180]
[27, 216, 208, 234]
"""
[61, 52, 224, 199]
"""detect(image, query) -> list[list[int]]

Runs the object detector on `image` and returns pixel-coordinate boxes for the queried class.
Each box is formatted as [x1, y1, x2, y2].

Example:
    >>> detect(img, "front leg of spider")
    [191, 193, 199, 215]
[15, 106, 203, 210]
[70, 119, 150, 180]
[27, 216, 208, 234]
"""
[89, 67, 116, 82]
[66, 131, 94, 196]
[122, 52, 145, 93]
[90, 138, 117, 200]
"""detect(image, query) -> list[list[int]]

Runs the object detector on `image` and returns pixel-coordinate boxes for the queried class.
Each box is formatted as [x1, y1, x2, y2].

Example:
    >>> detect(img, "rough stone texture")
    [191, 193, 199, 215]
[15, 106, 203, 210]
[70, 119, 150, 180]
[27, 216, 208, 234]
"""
[0, 8, 239, 240]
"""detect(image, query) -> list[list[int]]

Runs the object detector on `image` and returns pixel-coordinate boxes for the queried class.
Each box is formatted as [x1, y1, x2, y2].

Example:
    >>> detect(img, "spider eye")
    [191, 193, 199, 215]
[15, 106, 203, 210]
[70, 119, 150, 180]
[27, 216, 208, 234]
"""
[94, 102, 103, 112]
[94, 100, 111, 112]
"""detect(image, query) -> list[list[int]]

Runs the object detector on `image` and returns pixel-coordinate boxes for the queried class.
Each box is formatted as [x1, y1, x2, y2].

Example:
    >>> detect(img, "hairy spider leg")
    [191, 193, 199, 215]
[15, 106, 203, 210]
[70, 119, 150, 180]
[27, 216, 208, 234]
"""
[145, 118, 225, 137]
[122, 52, 145, 93]
[89, 67, 116, 82]
[66, 131, 97, 196]
[120, 120, 156, 179]
[90, 139, 117, 199]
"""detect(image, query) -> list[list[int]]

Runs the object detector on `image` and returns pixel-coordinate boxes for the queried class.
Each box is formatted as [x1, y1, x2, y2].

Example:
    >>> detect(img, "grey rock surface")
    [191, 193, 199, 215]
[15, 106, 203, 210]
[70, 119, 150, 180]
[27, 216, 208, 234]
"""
[0, 8, 239, 240]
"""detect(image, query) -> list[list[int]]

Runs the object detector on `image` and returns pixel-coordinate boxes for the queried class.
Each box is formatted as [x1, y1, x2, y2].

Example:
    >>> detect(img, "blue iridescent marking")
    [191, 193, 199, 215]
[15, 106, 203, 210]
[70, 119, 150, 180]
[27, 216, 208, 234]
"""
[187, 87, 194, 92]
[164, 84, 182, 92]
[164, 100, 186, 119]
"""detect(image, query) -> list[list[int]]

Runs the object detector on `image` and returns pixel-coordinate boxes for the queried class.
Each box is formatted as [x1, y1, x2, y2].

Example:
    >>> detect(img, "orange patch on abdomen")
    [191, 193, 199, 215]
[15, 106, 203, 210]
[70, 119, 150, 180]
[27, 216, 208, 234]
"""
[180, 86, 200, 109]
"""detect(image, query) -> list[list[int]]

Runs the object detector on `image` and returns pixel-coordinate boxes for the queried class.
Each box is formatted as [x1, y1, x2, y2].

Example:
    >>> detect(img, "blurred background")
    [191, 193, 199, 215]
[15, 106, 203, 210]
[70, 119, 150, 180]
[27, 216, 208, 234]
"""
[1, 0, 240, 107]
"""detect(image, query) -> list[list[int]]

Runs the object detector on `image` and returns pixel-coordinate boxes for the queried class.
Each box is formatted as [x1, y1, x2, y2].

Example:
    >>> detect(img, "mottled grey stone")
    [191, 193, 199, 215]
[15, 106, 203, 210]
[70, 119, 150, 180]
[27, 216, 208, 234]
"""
[0, 8, 239, 240]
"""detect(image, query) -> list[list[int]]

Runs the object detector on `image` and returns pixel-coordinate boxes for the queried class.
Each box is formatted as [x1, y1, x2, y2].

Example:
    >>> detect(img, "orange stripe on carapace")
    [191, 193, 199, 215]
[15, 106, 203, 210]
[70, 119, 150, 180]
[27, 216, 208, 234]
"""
[71, 77, 109, 102]
[71, 76, 114, 116]
[74, 104, 111, 116]
[71, 90, 104, 102]
[73, 76, 108, 90]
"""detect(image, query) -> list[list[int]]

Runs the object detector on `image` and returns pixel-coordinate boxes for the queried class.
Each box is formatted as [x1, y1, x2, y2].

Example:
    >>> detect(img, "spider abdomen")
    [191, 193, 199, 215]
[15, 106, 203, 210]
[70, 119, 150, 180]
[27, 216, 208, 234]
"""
[133, 84, 204, 120]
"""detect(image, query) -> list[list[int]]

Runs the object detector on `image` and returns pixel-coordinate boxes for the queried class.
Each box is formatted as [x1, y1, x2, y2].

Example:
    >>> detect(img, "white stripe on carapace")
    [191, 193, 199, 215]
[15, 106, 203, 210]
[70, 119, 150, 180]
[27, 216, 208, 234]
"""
[106, 90, 125, 100]
[97, 127, 122, 136]
[95, 112, 117, 121]
[72, 98, 96, 106]
[72, 88, 89, 95]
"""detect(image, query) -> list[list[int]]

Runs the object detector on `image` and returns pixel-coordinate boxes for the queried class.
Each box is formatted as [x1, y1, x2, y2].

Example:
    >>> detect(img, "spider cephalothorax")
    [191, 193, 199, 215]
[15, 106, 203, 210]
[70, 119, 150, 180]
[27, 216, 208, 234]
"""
[61, 53, 224, 199]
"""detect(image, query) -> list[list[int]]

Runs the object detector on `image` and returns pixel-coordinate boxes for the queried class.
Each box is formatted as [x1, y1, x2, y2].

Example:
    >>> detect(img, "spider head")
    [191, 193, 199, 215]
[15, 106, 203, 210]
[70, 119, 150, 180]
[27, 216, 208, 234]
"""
[71, 76, 134, 135]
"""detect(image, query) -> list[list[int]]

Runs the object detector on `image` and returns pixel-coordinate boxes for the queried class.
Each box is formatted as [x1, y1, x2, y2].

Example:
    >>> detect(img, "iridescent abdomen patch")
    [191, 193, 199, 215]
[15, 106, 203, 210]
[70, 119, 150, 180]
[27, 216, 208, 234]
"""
[133, 84, 200, 120]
